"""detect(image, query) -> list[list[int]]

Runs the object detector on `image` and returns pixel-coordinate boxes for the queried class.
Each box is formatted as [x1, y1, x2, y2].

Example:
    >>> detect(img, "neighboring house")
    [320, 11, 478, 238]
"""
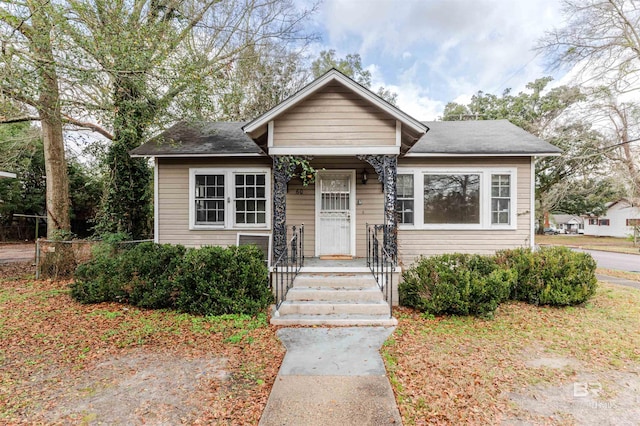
[583, 200, 640, 238]
[551, 214, 584, 234]
[131, 69, 561, 325]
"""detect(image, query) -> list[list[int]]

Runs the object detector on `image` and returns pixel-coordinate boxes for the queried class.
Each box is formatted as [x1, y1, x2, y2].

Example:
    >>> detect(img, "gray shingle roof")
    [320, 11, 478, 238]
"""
[408, 119, 561, 155]
[130, 121, 265, 156]
[131, 119, 561, 157]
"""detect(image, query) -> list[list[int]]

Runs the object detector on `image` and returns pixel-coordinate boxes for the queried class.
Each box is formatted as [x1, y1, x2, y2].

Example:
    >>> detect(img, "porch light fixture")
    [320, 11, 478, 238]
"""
[361, 169, 368, 185]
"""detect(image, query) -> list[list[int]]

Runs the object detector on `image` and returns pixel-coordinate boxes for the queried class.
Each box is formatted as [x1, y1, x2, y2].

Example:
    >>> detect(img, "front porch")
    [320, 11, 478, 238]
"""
[269, 224, 399, 327]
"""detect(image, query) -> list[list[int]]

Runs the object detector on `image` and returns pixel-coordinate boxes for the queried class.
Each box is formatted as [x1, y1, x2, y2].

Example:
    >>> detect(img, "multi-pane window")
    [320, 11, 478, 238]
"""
[491, 174, 511, 225]
[235, 173, 267, 225]
[599, 219, 610, 226]
[191, 169, 269, 228]
[397, 174, 414, 224]
[424, 174, 480, 224]
[195, 174, 225, 224]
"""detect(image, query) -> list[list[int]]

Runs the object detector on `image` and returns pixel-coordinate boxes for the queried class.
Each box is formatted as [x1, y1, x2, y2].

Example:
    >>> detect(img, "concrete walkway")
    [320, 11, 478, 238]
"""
[259, 327, 402, 425]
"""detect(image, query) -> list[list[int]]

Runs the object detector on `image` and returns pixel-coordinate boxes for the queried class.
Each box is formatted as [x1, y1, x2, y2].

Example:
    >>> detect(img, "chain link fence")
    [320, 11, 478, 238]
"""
[36, 239, 153, 280]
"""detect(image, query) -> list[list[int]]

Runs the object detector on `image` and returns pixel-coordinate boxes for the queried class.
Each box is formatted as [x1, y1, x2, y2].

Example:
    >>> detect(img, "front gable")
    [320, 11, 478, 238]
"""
[243, 69, 428, 156]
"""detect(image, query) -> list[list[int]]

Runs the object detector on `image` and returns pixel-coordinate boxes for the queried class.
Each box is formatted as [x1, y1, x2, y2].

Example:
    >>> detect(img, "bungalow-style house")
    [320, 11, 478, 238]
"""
[583, 199, 640, 238]
[131, 69, 561, 325]
[551, 214, 584, 234]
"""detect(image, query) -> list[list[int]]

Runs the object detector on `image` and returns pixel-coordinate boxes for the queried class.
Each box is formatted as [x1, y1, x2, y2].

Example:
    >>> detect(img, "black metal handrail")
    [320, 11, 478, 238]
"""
[271, 224, 305, 312]
[366, 223, 395, 318]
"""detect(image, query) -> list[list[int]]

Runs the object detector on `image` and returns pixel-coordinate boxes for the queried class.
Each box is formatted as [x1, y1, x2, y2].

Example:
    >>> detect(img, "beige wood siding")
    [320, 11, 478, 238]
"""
[285, 157, 384, 258]
[397, 157, 532, 266]
[157, 156, 533, 263]
[157, 157, 271, 247]
[273, 82, 396, 147]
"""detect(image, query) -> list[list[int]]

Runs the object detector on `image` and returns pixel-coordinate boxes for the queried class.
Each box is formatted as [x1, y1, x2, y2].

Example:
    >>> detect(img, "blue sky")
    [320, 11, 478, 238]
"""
[308, 0, 568, 120]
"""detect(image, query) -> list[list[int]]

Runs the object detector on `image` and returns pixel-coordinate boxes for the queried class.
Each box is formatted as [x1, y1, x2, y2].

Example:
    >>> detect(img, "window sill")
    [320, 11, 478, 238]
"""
[190, 224, 270, 231]
[398, 225, 517, 231]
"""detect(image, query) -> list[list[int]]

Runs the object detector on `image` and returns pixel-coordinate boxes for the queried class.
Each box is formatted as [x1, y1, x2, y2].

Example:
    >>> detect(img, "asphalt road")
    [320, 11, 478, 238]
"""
[573, 248, 640, 273]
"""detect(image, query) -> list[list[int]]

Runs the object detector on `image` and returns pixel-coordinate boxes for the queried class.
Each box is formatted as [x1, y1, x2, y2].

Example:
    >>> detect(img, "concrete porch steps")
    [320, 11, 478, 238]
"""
[270, 270, 396, 326]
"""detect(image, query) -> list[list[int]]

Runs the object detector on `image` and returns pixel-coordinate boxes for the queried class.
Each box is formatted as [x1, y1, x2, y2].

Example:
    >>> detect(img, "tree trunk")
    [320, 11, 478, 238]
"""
[31, 3, 70, 238]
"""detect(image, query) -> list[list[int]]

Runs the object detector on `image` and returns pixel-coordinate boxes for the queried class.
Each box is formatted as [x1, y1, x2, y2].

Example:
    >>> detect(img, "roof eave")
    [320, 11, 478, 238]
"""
[242, 69, 428, 135]
[130, 152, 267, 158]
[404, 151, 562, 157]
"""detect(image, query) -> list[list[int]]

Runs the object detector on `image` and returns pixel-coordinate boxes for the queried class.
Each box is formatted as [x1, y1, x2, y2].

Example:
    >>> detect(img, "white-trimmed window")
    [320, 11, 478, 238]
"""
[397, 174, 414, 224]
[195, 174, 225, 225]
[397, 167, 517, 230]
[424, 173, 480, 224]
[491, 174, 511, 225]
[190, 168, 270, 229]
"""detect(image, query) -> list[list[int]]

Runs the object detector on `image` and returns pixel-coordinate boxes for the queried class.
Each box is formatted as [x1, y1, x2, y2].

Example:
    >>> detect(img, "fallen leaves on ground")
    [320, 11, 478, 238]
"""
[0, 267, 284, 425]
[385, 283, 640, 425]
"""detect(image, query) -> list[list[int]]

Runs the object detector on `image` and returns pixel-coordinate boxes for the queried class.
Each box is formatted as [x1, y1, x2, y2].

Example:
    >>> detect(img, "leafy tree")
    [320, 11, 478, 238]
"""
[0, 122, 104, 239]
[443, 78, 610, 232]
[60, 0, 317, 238]
[2, 0, 318, 239]
[311, 49, 398, 105]
[551, 177, 624, 216]
[0, 123, 46, 237]
[67, 158, 103, 237]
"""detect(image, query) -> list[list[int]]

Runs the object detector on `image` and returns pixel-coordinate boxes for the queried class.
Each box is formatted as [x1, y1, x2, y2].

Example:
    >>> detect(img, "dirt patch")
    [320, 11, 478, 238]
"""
[43, 350, 229, 424]
[505, 347, 640, 424]
[506, 368, 640, 425]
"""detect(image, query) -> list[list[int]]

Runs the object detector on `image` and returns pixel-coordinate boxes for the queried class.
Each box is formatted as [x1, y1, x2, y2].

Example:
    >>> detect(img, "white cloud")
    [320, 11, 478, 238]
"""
[318, 0, 566, 115]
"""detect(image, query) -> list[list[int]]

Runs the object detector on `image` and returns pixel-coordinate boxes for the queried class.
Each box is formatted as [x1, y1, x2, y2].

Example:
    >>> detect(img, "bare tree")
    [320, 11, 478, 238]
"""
[586, 88, 640, 199]
[1, 0, 318, 238]
[0, 1, 71, 238]
[538, 0, 640, 93]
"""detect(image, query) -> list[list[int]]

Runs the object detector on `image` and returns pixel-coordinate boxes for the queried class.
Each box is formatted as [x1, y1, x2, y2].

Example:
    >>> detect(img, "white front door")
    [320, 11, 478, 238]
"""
[316, 171, 355, 256]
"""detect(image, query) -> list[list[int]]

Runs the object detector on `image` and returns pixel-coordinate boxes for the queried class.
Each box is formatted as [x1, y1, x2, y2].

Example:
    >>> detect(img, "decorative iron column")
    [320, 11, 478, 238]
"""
[272, 156, 297, 261]
[357, 155, 398, 261]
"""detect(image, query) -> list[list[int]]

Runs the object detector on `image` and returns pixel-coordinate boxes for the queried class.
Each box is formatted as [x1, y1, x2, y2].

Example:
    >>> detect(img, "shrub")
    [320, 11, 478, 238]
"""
[400, 253, 515, 317]
[71, 243, 271, 316]
[71, 242, 185, 307]
[175, 245, 271, 316]
[72, 247, 127, 303]
[496, 246, 597, 306]
[124, 243, 186, 308]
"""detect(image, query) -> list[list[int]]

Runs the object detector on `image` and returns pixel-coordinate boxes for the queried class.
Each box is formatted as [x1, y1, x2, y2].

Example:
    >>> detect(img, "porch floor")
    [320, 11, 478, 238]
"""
[300, 257, 401, 273]
[300, 257, 370, 273]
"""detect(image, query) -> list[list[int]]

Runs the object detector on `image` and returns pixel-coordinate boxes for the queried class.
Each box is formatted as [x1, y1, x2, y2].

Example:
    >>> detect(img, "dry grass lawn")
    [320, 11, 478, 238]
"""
[385, 281, 640, 425]
[536, 234, 640, 255]
[0, 263, 284, 425]
[4, 262, 640, 425]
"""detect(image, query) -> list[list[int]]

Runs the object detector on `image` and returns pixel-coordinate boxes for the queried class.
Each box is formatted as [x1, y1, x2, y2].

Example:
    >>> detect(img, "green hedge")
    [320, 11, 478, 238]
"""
[400, 247, 597, 317]
[400, 253, 514, 318]
[496, 246, 598, 306]
[175, 246, 272, 316]
[71, 243, 271, 316]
